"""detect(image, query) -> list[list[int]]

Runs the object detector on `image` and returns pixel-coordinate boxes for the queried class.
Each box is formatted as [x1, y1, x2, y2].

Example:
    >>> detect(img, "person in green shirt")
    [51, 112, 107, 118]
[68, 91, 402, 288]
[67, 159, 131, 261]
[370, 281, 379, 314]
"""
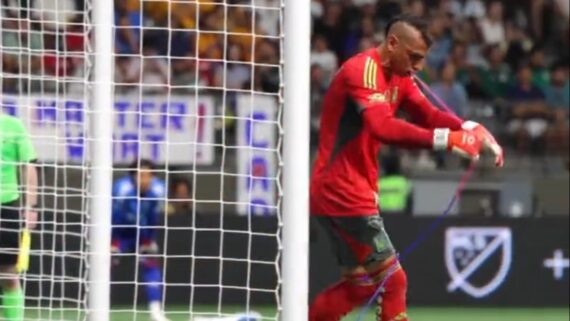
[476, 44, 512, 100]
[377, 153, 412, 214]
[0, 112, 38, 321]
[529, 46, 550, 92]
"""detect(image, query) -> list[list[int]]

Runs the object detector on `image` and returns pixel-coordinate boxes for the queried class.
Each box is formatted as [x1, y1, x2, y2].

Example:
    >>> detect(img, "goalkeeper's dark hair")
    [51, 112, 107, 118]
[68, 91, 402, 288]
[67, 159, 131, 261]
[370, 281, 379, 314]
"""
[385, 14, 432, 47]
[129, 159, 155, 176]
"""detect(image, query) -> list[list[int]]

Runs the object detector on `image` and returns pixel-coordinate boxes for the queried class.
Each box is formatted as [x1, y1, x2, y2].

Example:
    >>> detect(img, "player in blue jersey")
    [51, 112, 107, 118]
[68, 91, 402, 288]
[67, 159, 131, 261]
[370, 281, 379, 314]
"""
[111, 159, 170, 321]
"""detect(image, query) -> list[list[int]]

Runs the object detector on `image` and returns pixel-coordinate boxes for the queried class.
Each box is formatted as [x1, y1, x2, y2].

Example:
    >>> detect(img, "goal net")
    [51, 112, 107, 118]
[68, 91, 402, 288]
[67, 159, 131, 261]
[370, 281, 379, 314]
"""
[0, 0, 287, 320]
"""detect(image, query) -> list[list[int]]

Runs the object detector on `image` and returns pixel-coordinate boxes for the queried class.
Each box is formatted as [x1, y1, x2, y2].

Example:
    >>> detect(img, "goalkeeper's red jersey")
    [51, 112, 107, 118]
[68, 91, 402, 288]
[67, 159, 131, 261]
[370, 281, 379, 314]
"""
[310, 48, 463, 217]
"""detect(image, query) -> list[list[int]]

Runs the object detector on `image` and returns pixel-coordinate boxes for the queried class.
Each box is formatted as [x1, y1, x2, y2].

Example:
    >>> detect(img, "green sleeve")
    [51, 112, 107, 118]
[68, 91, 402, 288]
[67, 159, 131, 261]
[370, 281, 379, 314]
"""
[15, 119, 37, 162]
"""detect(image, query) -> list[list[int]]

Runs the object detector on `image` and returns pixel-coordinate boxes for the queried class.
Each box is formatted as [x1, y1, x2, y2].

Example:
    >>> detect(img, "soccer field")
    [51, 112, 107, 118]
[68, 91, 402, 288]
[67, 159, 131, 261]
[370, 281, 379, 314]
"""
[22, 306, 569, 321]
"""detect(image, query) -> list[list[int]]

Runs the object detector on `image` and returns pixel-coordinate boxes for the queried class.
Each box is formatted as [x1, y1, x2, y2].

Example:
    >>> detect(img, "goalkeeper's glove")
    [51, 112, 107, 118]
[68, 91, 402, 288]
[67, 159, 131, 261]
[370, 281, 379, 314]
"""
[433, 128, 482, 161]
[462, 121, 504, 167]
[140, 240, 159, 255]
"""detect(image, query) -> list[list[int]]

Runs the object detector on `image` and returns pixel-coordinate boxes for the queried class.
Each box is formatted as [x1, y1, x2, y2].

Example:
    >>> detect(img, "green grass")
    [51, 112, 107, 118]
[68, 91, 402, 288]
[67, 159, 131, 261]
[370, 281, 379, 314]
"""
[20, 306, 569, 321]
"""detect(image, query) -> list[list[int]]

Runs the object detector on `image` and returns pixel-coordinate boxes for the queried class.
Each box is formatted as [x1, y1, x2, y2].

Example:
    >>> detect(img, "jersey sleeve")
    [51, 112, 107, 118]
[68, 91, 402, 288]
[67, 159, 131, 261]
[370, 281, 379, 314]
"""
[13, 119, 37, 162]
[343, 59, 435, 149]
[111, 179, 131, 239]
[401, 77, 464, 130]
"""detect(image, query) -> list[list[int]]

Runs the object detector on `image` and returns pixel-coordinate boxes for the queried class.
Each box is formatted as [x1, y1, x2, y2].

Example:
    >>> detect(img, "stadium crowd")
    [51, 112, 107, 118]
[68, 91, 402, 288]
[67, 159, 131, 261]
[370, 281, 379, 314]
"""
[310, 0, 569, 166]
[2, 0, 569, 167]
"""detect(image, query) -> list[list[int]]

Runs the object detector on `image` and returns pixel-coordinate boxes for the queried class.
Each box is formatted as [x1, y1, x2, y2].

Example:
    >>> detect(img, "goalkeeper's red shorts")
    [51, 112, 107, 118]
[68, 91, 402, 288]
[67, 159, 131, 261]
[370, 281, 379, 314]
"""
[315, 214, 395, 268]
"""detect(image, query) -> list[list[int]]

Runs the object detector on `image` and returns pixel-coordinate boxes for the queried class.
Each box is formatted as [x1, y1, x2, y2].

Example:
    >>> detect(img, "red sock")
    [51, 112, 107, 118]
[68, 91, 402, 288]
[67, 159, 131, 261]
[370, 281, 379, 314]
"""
[309, 279, 374, 321]
[378, 267, 408, 321]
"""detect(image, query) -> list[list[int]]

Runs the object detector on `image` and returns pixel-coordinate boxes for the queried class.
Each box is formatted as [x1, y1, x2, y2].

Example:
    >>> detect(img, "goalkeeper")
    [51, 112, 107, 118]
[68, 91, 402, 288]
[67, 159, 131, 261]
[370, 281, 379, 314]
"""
[111, 159, 170, 321]
[0, 112, 38, 321]
[310, 15, 504, 321]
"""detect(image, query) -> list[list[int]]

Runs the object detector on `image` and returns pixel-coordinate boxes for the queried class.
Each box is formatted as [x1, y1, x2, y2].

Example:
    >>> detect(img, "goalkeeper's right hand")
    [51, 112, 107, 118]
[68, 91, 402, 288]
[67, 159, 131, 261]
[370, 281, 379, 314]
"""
[433, 128, 482, 161]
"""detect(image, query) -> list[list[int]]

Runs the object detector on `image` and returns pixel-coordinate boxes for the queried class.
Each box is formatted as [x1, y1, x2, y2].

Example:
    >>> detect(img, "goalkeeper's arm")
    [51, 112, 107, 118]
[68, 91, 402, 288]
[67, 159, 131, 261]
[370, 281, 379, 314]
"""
[361, 105, 481, 161]
[401, 77, 504, 166]
[401, 77, 464, 130]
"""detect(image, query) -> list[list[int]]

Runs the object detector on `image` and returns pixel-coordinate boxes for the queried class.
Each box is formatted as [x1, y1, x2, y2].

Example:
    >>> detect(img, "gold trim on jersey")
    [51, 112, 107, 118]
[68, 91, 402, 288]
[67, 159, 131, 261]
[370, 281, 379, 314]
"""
[363, 57, 377, 90]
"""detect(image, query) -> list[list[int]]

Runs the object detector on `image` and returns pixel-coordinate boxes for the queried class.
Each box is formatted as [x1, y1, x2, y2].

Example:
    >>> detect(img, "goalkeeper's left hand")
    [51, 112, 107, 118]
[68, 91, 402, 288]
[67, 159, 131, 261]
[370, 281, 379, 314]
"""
[462, 121, 504, 167]
[140, 240, 159, 255]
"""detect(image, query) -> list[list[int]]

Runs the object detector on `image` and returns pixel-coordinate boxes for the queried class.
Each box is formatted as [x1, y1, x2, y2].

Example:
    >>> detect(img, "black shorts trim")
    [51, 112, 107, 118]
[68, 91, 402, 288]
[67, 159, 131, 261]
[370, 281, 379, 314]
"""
[0, 200, 22, 265]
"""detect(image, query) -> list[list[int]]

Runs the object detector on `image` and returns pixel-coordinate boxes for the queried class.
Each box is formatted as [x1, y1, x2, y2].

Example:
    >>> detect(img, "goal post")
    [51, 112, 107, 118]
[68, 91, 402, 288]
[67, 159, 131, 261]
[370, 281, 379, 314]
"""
[282, 0, 311, 320]
[89, 0, 114, 320]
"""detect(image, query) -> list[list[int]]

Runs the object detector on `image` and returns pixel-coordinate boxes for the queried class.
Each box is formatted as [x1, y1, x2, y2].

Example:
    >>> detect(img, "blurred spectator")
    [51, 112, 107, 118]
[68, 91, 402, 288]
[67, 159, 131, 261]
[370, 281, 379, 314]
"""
[474, 44, 511, 100]
[479, 1, 506, 46]
[426, 13, 453, 72]
[450, 16, 486, 69]
[1, 18, 43, 92]
[449, 42, 470, 86]
[65, 19, 86, 53]
[430, 62, 469, 118]
[167, 177, 192, 216]
[255, 0, 280, 37]
[376, 0, 403, 24]
[504, 21, 533, 72]
[460, 0, 486, 20]
[42, 31, 74, 77]
[114, 0, 142, 55]
[344, 16, 382, 58]
[529, 45, 550, 91]
[170, 57, 197, 93]
[227, 7, 258, 61]
[213, 44, 251, 90]
[313, 2, 346, 60]
[310, 35, 338, 85]
[117, 41, 169, 94]
[142, 0, 169, 27]
[31, 0, 77, 31]
[544, 62, 570, 111]
[406, 0, 426, 18]
[505, 63, 549, 153]
[198, 7, 224, 60]
[544, 62, 570, 154]
[114, 56, 138, 94]
[152, 17, 193, 58]
[252, 40, 280, 93]
[506, 64, 545, 102]
[377, 153, 412, 214]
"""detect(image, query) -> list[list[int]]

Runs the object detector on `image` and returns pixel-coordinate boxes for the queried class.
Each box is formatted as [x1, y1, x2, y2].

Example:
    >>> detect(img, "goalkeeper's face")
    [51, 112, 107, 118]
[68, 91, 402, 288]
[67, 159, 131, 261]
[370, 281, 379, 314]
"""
[135, 167, 153, 193]
[386, 28, 428, 77]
